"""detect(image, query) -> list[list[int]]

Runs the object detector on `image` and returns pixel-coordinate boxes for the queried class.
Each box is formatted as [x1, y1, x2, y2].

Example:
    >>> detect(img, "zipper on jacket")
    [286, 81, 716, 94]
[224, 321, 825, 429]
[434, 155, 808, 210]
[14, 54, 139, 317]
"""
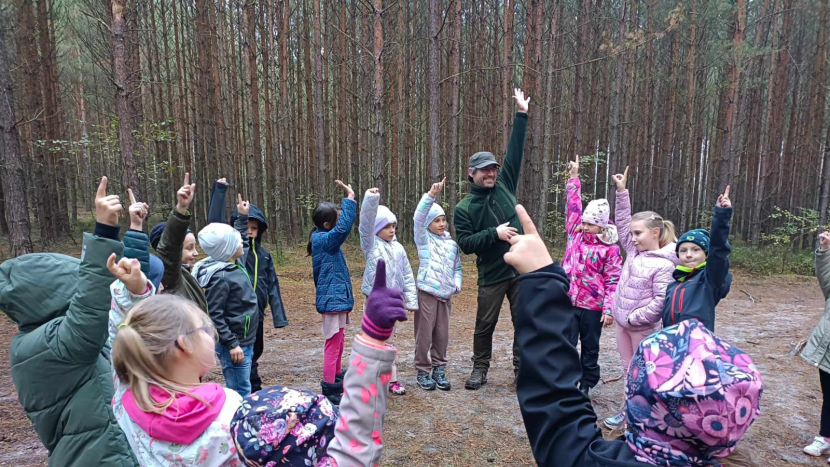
[670, 286, 680, 324]
[252, 238, 259, 292]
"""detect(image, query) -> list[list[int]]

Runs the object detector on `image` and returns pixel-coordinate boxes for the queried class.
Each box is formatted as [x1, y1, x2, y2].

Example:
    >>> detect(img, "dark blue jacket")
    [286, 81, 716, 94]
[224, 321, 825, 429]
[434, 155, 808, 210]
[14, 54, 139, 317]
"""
[662, 206, 733, 332]
[209, 182, 288, 328]
[515, 263, 650, 466]
[310, 198, 357, 314]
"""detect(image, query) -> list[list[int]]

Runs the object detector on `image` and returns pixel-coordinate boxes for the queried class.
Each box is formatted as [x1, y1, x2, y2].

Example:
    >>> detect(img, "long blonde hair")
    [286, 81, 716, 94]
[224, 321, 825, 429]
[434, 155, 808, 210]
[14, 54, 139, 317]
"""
[630, 211, 677, 248]
[112, 295, 215, 414]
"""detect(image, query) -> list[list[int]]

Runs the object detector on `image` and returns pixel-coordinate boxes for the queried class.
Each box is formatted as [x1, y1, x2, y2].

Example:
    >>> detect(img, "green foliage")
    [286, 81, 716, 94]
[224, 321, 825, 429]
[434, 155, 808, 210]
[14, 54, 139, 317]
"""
[731, 245, 814, 276]
[758, 207, 819, 273]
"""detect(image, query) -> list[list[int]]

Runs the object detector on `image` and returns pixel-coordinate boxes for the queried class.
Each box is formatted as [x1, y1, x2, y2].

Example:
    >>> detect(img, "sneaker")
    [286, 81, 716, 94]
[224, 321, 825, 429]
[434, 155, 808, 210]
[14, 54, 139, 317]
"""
[804, 436, 830, 457]
[389, 381, 406, 395]
[465, 368, 488, 390]
[432, 366, 451, 391]
[603, 412, 626, 430]
[417, 371, 437, 391]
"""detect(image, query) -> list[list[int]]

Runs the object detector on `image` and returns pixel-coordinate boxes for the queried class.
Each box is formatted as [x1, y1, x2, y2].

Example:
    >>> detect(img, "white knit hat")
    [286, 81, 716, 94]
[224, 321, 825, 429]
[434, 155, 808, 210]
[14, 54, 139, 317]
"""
[426, 203, 446, 227]
[582, 199, 610, 228]
[198, 223, 242, 262]
[374, 205, 398, 235]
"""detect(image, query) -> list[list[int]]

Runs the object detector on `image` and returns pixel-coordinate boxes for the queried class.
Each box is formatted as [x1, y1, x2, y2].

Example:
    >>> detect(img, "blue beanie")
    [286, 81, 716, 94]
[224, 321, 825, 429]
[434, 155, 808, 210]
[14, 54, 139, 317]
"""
[147, 254, 164, 290]
[149, 222, 166, 251]
[676, 229, 710, 255]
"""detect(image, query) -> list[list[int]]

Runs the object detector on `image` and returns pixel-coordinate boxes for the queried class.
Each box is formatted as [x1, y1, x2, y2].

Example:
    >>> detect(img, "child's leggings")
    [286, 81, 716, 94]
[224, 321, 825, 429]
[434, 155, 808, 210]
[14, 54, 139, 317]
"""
[615, 323, 660, 384]
[323, 328, 345, 384]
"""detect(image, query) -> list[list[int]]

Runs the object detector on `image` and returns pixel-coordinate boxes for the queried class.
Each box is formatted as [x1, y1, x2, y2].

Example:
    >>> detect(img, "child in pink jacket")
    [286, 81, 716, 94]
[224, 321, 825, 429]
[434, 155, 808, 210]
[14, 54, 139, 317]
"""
[603, 166, 678, 430]
[562, 156, 622, 397]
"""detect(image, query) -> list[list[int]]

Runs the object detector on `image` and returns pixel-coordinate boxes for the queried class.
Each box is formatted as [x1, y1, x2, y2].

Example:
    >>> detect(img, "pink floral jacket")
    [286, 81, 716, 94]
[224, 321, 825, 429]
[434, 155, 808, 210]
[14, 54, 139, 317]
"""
[562, 177, 622, 314]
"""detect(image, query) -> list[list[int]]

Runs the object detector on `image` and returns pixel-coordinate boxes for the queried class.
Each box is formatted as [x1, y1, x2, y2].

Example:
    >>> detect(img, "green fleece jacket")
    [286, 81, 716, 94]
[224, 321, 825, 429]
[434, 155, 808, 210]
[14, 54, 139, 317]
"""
[454, 112, 527, 287]
[156, 209, 209, 312]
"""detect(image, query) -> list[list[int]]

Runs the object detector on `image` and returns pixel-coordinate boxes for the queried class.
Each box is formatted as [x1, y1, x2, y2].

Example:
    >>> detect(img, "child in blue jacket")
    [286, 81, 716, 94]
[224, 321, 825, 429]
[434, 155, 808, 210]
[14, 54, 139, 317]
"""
[307, 180, 358, 405]
[662, 186, 733, 332]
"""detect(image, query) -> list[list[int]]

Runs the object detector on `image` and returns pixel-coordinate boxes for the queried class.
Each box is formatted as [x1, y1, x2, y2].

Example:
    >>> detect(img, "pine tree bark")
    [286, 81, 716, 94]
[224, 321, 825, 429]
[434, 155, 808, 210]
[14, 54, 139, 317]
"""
[501, 0, 514, 153]
[448, 0, 462, 234]
[243, 1, 263, 204]
[428, 0, 441, 181]
[0, 13, 33, 256]
[681, 2, 698, 232]
[722, 0, 747, 187]
[111, 0, 141, 198]
[372, 0, 386, 189]
[312, 0, 327, 198]
[815, 1, 830, 228]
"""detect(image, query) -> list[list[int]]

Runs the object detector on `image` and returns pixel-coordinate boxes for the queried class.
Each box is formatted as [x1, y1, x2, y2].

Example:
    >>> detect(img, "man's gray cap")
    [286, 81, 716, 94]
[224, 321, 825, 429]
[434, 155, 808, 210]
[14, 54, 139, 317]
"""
[468, 151, 501, 169]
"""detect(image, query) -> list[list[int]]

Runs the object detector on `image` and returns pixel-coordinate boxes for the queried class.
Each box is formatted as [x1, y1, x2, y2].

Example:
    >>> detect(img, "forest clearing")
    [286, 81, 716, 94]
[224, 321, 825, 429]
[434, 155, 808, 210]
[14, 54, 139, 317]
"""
[0, 241, 826, 466]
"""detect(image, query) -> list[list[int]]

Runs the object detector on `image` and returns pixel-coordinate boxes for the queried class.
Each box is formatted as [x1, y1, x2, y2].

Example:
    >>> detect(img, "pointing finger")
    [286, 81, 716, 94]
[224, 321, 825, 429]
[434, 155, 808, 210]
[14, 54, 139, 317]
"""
[238, 193, 243, 205]
[128, 188, 137, 205]
[723, 185, 730, 199]
[623, 166, 629, 179]
[106, 253, 117, 273]
[183, 172, 190, 186]
[96, 176, 108, 198]
[515, 205, 538, 237]
[373, 260, 387, 289]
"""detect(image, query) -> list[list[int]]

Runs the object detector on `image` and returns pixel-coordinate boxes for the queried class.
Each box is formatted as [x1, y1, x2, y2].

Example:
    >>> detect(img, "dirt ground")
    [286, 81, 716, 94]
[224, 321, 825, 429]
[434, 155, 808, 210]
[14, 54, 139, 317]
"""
[1, 242, 829, 466]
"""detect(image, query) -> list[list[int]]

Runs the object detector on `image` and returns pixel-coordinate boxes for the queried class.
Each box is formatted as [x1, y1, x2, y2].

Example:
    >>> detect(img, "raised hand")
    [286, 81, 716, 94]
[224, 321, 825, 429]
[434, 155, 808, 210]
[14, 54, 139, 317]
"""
[127, 188, 149, 231]
[176, 172, 196, 215]
[367, 187, 380, 195]
[496, 222, 519, 242]
[107, 253, 148, 295]
[429, 177, 446, 197]
[612, 166, 629, 192]
[217, 177, 228, 186]
[335, 179, 355, 200]
[361, 260, 408, 343]
[513, 88, 530, 113]
[820, 231, 830, 251]
[568, 155, 580, 179]
[504, 205, 553, 274]
[237, 193, 250, 216]
[717, 185, 732, 209]
[95, 176, 122, 227]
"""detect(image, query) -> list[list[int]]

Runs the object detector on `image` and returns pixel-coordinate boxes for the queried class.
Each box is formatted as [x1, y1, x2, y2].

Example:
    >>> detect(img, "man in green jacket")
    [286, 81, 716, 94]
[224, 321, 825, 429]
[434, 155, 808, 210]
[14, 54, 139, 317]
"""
[453, 88, 530, 390]
[1, 177, 137, 466]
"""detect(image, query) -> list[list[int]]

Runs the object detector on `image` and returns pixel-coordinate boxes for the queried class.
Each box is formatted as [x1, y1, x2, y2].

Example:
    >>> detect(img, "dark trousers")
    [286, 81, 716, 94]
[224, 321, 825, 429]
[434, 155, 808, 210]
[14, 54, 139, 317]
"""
[473, 279, 520, 373]
[821, 369, 830, 438]
[250, 317, 265, 392]
[568, 307, 603, 389]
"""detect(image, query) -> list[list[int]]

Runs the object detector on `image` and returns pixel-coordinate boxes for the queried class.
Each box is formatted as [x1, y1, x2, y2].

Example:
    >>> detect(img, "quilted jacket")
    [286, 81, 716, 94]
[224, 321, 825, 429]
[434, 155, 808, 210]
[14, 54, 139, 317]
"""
[611, 189, 678, 331]
[413, 193, 463, 299]
[562, 178, 622, 314]
[359, 191, 418, 309]
[803, 248, 830, 373]
[311, 197, 358, 314]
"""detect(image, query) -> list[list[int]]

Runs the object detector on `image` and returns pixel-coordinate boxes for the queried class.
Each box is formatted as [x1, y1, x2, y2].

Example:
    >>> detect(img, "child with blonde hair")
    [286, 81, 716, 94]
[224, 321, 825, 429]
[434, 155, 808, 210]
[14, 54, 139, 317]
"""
[603, 166, 678, 430]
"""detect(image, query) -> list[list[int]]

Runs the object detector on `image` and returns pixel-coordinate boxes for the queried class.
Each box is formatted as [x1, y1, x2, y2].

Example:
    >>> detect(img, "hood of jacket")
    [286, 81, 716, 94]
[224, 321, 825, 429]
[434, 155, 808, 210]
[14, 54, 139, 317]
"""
[193, 257, 236, 287]
[231, 204, 268, 239]
[121, 383, 227, 445]
[0, 253, 80, 332]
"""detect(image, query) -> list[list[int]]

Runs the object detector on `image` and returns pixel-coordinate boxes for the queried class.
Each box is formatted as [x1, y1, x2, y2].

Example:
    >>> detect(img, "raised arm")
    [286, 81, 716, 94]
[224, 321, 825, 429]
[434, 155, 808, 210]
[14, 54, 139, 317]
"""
[817, 232, 830, 300]
[360, 189, 380, 253]
[318, 195, 357, 253]
[414, 178, 446, 246]
[208, 179, 229, 224]
[706, 187, 733, 293]
[565, 159, 583, 239]
[106, 257, 155, 363]
[613, 173, 636, 255]
[504, 205, 602, 467]
[123, 188, 151, 275]
[158, 174, 196, 291]
[56, 177, 124, 363]
[499, 89, 530, 195]
[234, 193, 250, 249]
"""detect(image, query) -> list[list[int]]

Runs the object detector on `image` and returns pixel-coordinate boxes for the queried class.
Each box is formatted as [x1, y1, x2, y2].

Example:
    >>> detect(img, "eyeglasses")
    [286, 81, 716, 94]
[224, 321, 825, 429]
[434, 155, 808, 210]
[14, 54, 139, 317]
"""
[174, 323, 215, 350]
[476, 166, 500, 175]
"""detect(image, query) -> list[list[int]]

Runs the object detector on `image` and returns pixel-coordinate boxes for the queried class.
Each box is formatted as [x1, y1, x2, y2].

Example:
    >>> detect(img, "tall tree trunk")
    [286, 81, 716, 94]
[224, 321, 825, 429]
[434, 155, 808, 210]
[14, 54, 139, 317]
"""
[372, 0, 386, 189]
[815, 1, 830, 228]
[448, 0, 462, 234]
[243, 1, 263, 204]
[609, 0, 627, 207]
[539, 0, 560, 239]
[312, 0, 327, 199]
[111, 1, 140, 197]
[428, 0, 441, 181]
[722, 0, 747, 187]
[501, 0, 514, 153]
[0, 13, 33, 256]
[681, 2, 698, 232]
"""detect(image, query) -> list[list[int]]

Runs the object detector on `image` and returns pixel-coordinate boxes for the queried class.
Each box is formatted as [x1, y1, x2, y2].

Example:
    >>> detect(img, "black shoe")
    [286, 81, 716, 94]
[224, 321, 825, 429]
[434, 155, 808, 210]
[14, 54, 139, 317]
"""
[578, 382, 591, 398]
[464, 368, 488, 390]
[417, 371, 437, 390]
[335, 369, 347, 384]
[320, 380, 344, 406]
[432, 366, 451, 391]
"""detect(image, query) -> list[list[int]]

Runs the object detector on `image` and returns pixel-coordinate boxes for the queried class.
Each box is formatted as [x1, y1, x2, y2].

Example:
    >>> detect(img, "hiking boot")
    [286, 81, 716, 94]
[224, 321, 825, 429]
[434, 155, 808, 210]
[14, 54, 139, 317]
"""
[389, 381, 406, 395]
[432, 366, 451, 391]
[805, 436, 830, 457]
[579, 382, 591, 399]
[320, 380, 343, 406]
[417, 371, 437, 391]
[465, 368, 488, 390]
[603, 412, 626, 430]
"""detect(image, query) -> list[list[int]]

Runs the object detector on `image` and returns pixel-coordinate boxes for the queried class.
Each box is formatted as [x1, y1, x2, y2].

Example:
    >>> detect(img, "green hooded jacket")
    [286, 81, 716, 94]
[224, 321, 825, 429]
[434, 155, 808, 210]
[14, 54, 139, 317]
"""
[453, 112, 527, 287]
[0, 233, 137, 466]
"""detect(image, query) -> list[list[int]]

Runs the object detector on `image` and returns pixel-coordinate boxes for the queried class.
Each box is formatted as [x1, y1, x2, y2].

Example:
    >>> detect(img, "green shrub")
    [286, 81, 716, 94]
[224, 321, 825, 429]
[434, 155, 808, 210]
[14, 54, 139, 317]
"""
[730, 245, 814, 276]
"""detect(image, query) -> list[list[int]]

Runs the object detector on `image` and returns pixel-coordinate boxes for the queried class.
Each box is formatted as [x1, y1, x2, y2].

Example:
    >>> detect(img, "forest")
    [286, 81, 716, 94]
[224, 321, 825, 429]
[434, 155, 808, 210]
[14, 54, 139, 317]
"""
[0, 0, 829, 257]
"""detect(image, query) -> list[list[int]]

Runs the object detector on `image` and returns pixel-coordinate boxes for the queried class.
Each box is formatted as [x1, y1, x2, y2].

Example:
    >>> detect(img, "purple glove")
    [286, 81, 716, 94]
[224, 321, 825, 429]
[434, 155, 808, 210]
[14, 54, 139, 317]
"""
[361, 259, 408, 341]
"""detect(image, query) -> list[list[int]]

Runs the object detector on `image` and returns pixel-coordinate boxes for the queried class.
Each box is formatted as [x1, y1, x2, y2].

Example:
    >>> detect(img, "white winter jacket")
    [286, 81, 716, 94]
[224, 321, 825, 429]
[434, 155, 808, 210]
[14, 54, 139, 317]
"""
[413, 193, 462, 299]
[360, 191, 419, 309]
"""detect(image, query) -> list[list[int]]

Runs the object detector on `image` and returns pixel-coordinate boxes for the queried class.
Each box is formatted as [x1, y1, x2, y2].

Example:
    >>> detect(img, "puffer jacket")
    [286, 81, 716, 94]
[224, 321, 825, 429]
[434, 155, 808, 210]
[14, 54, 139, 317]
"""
[193, 257, 260, 349]
[413, 193, 462, 299]
[123, 229, 151, 276]
[359, 191, 418, 309]
[1, 230, 137, 467]
[612, 190, 678, 331]
[562, 178, 622, 314]
[311, 197, 358, 314]
[802, 248, 830, 373]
